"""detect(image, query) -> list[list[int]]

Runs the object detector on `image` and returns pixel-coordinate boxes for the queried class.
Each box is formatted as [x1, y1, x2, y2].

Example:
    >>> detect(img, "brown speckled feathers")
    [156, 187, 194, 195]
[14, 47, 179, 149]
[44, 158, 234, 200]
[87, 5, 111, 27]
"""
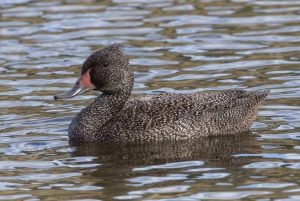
[55, 44, 269, 143]
[99, 89, 269, 142]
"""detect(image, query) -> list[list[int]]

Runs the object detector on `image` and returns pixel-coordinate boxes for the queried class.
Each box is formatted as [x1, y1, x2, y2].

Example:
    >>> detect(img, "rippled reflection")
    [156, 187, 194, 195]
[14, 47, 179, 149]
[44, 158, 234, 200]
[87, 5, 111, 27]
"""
[0, 0, 300, 200]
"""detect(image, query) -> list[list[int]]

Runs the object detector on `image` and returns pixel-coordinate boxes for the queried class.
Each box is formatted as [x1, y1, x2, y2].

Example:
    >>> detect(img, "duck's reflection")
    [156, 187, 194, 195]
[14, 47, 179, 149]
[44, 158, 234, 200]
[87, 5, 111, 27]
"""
[70, 134, 261, 199]
[71, 133, 260, 170]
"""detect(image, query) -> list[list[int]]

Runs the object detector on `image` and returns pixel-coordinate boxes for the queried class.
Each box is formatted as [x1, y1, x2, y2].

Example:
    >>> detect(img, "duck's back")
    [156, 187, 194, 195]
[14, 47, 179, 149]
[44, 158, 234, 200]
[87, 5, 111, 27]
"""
[100, 89, 269, 142]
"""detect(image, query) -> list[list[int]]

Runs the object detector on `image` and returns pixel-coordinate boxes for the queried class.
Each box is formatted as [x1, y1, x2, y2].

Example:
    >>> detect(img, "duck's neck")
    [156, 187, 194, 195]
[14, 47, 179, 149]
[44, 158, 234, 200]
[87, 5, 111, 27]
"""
[69, 91, 131, 142]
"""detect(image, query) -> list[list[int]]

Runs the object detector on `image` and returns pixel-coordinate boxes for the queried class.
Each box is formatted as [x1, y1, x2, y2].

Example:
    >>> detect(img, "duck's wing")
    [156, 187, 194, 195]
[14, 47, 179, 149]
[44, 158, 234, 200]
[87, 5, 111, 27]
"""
[110, 89, 269, 131]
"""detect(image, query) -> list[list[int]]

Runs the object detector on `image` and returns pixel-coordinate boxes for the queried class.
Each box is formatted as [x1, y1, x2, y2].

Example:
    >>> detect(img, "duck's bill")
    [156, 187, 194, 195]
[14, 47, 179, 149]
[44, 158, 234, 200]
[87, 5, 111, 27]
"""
[54, 69, 95, 100]
[54, 85, 93, 100]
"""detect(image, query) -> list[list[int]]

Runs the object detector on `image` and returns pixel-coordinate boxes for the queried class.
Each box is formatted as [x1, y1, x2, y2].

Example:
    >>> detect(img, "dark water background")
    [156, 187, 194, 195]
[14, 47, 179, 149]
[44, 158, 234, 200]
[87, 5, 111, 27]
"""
[1, 0, 300, 200]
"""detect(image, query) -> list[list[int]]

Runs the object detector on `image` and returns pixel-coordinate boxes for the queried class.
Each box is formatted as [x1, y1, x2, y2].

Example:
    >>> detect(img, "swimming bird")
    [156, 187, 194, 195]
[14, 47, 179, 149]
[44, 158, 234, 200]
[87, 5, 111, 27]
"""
[54, 44, 269, 143]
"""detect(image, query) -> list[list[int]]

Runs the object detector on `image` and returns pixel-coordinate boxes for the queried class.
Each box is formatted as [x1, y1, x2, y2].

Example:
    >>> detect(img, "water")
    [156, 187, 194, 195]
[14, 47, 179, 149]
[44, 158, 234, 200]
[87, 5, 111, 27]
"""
[0, 0, 300, 200]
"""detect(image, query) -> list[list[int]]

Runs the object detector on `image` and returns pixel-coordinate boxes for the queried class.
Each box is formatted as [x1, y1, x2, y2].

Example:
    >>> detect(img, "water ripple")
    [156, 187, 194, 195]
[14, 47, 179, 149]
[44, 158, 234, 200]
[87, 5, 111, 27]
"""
[1, 0, 300, 200]
[0, 173, 81, 182]
[133, 161, 204, 171]
[127, 174, 187, 186]
[238, 183, 296, 189]
[147, 191, 271, 200]
[129, 185, 190, 195]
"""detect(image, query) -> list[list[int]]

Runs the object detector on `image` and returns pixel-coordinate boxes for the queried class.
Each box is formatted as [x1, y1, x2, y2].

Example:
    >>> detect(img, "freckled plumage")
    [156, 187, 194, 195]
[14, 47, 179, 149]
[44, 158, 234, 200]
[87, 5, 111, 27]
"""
[55, 44, 269, 143]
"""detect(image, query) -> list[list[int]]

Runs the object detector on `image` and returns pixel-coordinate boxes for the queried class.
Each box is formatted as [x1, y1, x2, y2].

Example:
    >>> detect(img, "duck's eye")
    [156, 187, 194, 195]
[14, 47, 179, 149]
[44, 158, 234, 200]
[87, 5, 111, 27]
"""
[103, 62, 109, 67]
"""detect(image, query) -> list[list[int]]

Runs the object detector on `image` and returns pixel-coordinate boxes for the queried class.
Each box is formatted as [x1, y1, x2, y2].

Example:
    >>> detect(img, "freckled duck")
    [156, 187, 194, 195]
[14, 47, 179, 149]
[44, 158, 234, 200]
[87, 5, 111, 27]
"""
[54, 44, 269, 143]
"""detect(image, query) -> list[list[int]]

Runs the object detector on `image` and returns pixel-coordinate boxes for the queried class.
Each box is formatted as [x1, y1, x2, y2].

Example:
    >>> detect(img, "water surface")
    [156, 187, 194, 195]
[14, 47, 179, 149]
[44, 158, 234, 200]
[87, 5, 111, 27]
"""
[0, 0, 300, 200]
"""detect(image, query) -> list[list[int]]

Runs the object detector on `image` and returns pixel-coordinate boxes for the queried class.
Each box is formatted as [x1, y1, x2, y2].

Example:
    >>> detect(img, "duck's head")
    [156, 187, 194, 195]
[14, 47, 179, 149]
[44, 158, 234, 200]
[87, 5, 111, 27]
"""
[54, 44, 133, 100]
